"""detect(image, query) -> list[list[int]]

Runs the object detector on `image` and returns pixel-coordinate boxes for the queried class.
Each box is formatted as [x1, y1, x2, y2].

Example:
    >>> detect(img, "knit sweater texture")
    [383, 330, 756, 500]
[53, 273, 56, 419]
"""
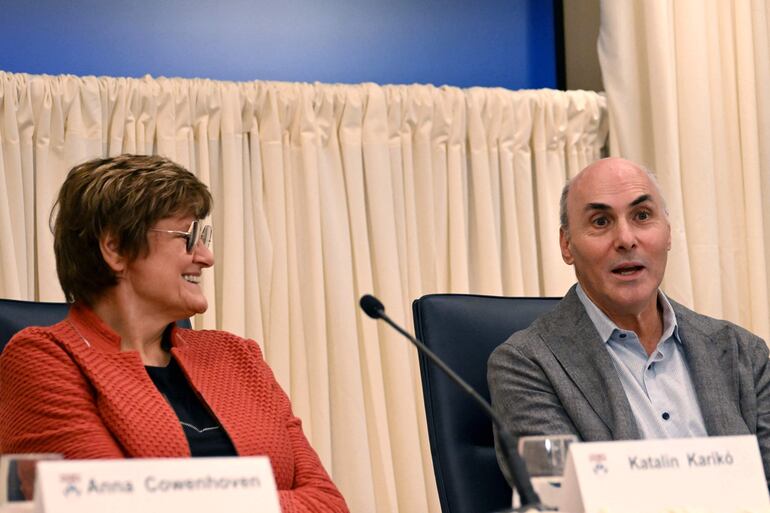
[0, 303, 348, 513]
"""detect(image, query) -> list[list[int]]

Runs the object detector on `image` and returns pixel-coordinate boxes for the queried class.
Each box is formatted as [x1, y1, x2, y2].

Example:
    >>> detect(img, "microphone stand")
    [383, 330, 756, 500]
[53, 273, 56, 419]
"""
[360, 295, 550, 513]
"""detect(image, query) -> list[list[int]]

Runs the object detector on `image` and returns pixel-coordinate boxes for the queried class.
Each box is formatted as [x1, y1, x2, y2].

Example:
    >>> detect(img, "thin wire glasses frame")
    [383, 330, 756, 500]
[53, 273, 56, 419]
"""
[150, 220, 213, 253]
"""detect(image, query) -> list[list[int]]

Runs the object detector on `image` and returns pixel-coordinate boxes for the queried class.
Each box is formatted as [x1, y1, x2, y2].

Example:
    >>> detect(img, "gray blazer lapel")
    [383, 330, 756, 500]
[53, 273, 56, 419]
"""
[674, 303, 749, 436]
[540, 287, 641, 440]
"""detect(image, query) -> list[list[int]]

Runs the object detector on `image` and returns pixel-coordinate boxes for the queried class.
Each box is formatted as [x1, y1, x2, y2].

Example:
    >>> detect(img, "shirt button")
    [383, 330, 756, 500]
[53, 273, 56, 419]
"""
[662, 412, 670, 420]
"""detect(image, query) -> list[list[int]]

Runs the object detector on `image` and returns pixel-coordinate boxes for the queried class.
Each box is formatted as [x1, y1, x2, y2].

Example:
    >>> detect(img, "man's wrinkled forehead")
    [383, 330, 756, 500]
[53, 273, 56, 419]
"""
[571, 161, 664, 208]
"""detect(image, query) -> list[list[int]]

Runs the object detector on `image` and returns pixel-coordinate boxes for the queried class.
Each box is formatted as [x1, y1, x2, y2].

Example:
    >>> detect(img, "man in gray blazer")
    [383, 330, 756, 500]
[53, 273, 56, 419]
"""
[488, 157, 770, 487]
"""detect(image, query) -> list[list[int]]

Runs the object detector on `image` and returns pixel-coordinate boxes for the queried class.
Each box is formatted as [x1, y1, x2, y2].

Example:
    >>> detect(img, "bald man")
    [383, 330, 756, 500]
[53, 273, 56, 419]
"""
[488, 157, 770, 487]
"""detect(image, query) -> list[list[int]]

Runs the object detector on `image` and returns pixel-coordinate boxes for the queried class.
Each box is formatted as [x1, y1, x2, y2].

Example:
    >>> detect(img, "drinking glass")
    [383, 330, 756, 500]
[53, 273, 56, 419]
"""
[0, 454, 62, 511]
[515, 435, 577, 509]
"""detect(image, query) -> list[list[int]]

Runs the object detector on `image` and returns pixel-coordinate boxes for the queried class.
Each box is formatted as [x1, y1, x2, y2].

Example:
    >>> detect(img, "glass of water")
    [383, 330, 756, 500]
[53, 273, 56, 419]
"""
[519, 434, 576, 477]
[516, 435, 577, 509]
[0, 453, 63, 509]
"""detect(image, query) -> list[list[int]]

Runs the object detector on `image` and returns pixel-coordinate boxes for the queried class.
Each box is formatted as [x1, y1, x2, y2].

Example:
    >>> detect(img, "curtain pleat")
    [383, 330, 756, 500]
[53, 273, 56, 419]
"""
[0, 71, 607, 512]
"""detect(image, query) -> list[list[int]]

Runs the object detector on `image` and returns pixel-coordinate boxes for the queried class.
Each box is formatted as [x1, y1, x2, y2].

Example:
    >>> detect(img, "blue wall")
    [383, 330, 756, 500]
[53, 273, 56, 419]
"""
[0, 0, 558, 89]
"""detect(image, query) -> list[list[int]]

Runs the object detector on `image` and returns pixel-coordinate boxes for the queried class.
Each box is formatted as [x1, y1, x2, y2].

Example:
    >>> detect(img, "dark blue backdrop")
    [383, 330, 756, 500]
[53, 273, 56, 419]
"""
[0, 0, 558, 89]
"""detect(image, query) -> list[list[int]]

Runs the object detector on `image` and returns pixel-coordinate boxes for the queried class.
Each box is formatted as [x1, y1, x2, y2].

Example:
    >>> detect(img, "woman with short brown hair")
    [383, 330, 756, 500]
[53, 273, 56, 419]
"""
[0, 154, 349, 513]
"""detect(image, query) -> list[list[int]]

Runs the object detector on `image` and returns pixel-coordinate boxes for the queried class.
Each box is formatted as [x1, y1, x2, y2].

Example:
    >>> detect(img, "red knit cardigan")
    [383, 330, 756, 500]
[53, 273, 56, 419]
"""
[0, 304, 348, 513]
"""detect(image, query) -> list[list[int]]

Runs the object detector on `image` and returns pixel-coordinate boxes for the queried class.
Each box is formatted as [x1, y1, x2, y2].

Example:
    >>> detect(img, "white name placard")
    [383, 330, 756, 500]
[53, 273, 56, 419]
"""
[33, 456, 280, 513]
[559, 435, 770, 513]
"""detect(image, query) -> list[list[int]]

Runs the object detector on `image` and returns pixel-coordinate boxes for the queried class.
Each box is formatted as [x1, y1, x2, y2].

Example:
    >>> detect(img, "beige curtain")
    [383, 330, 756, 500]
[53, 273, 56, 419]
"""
[0, 71, 608, 512]
[599, 0, 770, 340]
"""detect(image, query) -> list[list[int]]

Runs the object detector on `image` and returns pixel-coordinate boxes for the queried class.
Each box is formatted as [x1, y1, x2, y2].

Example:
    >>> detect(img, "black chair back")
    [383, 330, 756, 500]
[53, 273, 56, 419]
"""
[412, 294, 560, 513]
[0, 298, 192, 352]
[0, 299, 70, 352]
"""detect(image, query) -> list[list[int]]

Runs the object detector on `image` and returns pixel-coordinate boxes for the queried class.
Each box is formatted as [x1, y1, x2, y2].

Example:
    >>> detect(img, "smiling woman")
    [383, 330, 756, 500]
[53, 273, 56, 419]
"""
[0, 154, 349, 513]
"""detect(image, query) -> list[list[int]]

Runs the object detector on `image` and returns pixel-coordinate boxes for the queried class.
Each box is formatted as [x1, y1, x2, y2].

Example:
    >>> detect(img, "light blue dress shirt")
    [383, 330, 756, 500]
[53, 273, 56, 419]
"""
[575, 284, 707, 439]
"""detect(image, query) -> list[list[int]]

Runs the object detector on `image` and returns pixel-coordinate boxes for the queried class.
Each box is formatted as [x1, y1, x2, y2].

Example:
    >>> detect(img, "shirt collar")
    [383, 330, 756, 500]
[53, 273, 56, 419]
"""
[575, 283, 680, 344]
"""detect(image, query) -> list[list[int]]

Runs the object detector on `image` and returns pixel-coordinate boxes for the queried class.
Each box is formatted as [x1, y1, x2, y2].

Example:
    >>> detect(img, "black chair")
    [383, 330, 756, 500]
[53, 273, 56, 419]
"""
[0, 299, 70, 352]
[412, 294, 560, 513]
[0, 298, 192, 352]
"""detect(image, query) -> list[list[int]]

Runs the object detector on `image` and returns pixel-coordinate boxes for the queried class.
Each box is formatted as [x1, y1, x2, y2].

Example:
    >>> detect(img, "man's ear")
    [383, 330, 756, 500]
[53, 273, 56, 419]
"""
[99, 232, 125, 274]
[560, 227, 574, 265]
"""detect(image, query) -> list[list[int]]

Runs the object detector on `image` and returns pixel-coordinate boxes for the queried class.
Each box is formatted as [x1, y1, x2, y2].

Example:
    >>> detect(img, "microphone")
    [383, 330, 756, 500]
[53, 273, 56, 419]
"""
[359, 294, 385, 319]
[359, 294, 545, 511]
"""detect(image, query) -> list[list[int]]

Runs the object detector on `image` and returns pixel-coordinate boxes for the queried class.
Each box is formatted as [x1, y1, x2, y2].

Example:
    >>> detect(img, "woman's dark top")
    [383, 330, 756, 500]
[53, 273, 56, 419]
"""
[145, 358, 237, 457]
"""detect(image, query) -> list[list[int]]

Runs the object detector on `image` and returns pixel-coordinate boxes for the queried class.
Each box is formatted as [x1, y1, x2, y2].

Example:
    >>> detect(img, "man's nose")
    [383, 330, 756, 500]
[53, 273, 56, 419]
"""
[614, 219, 637, 250]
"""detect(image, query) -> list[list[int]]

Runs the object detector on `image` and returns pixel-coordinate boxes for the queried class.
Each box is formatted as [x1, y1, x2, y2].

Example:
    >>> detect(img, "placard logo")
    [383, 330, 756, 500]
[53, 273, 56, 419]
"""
[59, 473, 82, 497]
[589, 453, 608, 475]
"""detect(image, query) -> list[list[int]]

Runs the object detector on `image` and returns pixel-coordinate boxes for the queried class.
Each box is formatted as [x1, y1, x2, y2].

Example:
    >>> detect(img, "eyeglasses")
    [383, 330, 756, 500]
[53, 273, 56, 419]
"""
[150, 220, 213, 253]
